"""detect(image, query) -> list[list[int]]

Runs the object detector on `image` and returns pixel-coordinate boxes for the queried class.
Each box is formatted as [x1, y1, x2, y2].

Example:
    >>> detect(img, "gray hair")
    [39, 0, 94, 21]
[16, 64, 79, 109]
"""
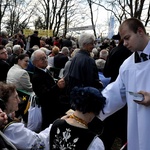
[61, 46, 69, 55]
[71, 48, 80, 58]
[32, 45, 39, 51]
[30, 49, 44, 64]
[6, 47, 12, 55]
[41, 36, 47, 41]
[99, 49, 109, 60]
[78, 33, 95, 49]
[92, 48, 98, 55]
[40, 47, 50, 55]
[95, 59, 106, 70]
[12, 45, 21, 54]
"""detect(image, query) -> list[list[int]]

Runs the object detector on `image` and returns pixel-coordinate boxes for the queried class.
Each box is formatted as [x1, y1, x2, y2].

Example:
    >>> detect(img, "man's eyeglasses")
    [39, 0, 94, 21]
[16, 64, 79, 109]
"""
[36, 56, 47, 61]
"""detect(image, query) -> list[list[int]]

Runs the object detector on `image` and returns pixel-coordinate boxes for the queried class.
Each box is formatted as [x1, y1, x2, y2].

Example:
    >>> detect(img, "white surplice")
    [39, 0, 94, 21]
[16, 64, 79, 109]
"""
[99, 41, 150, 150]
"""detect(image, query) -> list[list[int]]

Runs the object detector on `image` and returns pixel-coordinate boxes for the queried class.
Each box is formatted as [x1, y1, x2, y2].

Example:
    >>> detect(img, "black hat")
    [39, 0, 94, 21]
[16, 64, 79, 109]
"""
[112, 33, 121, 40]
[70, 86, 106, 115]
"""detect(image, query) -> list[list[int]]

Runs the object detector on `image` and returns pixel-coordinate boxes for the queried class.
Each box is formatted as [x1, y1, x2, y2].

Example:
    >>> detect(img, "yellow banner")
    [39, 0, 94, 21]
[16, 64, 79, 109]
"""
[23, 29, 53, 37]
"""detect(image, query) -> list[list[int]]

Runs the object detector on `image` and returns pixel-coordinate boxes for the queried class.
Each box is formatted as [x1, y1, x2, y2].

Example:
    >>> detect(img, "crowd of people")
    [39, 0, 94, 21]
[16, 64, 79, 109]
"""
[0, 17, 150, 150]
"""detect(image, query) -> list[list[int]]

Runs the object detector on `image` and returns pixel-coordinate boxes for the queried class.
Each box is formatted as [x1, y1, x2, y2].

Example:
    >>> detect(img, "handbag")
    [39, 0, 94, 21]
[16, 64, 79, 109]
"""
[27, 93, 42, 132]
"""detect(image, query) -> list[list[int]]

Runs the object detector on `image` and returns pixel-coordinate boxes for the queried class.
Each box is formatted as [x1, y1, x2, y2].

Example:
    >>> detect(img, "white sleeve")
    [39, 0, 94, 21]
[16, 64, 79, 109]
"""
[98, 74, 127, 121]
[87, 136, 105, 150]
[38, 124, 53, 150]
[3, 122, 51, 150]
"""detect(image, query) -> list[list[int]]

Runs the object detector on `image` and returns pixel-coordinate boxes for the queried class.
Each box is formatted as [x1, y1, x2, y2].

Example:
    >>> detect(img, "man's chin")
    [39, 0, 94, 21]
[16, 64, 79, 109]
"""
[129, 48, 135, 52]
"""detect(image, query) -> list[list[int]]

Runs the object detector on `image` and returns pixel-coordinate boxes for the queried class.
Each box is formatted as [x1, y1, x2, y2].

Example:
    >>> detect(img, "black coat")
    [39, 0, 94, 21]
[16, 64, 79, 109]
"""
[54, 53, 69, 69]
[103, 43, 132, 82]
[32, 67, 62, 129]
[68, 50, 103, 91]
[0, 59, 10, 81]
[61, 38, 72, 49]
[7, 53, 18, 67]
[29, 34, 40, 48]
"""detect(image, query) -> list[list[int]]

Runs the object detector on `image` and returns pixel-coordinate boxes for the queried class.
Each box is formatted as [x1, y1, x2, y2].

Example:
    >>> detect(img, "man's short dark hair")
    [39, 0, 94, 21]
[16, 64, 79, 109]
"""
[34, 31, 38, 34]
[0, 45, 5, 51]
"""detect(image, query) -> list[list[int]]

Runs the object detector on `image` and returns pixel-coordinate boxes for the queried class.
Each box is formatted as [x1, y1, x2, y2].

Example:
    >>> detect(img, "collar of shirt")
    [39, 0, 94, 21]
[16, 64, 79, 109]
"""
[38, 67, 47, 72]
[137, 40, 150, 58]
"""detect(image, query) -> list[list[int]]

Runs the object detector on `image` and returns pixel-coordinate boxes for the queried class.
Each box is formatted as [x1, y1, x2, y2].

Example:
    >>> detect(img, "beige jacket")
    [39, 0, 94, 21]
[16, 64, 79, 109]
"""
[7, 64, 33, 92]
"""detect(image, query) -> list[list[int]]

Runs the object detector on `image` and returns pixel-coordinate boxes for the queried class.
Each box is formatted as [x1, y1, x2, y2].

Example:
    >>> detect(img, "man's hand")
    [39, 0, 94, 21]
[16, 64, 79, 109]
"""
[135, 91, 150, 106]
[57, 78, 65, 88]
